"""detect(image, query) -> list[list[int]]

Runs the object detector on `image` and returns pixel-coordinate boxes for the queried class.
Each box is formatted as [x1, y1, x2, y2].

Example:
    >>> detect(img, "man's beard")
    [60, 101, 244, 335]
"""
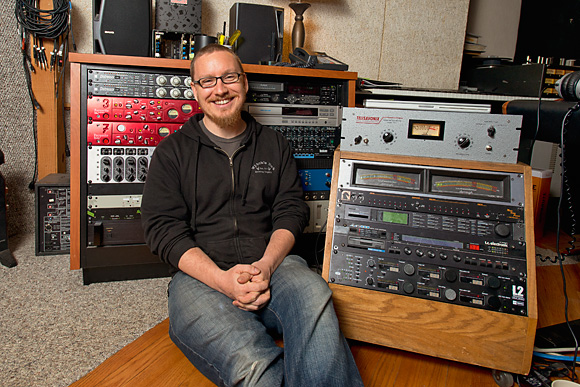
[205, 109, 241, 128]
[202, 93, 246, 128]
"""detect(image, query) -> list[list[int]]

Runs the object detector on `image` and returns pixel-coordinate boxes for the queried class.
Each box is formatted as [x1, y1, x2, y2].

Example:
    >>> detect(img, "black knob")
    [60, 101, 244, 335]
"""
[403, 263, 415, 276]
[403, 282, 415, 294]
[487, 276, 501, 289]
[445, 269, 458, 282]
[487, 126, 496, 137]
[366, 277, 374, 286]
[354, 135, 362, 145]
[494, 224, 510, 238]
[382, 132, 394, 143]
[488, 296, 501, 310]
[457, 137, 471, 148]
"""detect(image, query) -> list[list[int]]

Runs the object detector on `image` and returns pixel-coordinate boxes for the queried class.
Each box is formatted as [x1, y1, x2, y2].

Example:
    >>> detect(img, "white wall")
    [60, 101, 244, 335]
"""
[70, 0, 470, 90]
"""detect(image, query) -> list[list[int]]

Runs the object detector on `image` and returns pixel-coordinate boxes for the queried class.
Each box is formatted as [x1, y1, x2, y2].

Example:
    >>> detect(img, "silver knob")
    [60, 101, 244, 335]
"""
[156, 75, 167, 86]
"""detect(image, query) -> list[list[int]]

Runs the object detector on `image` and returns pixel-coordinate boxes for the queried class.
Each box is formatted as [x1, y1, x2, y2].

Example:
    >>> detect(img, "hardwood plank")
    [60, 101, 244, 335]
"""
[71, 263, 580, 387]
[31, 0, 67, 180]
[446, 361, 499, 387]
[350, 343, 402, 386]
[536, 263, 580, 328]
[391, 351, 448, 387]
[536, 230, 580, 255]
[69, 62, 81, 270]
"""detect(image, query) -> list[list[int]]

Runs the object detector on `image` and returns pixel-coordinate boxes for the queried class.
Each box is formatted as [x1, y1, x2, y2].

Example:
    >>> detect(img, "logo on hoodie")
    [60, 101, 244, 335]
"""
[252, 161, 275, 174]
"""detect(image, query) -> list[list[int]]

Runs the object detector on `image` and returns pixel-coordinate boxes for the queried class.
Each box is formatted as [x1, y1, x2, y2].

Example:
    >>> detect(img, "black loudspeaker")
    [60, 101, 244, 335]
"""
[556, 71, 580, 101]
[155, 0, 201, 34]
[229, 3, 284, 64]
[93, 0, 151, 56]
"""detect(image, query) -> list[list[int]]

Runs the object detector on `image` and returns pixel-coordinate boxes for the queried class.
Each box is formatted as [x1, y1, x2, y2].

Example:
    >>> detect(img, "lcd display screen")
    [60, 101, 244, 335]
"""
[288, 85, 319, 95]
[402, 235, 463, 250]
[380, 211, 409, 225]
[281, 107, 318, 116]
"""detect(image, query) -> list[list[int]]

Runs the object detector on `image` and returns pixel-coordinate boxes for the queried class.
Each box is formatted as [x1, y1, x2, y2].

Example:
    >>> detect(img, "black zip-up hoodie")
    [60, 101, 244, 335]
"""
[141, 111, 310, 274]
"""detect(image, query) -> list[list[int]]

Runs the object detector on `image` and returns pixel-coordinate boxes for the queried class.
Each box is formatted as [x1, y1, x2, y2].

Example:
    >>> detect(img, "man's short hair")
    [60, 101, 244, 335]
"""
[190, 44, 245, 80]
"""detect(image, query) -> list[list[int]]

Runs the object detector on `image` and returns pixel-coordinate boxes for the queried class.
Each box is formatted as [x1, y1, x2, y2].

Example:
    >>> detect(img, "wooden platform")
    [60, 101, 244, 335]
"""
[70, 263, 580, 387]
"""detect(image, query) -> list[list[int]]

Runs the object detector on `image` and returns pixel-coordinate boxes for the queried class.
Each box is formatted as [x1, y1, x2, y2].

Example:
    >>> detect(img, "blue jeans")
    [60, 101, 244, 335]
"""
[168, 255, 364, 387]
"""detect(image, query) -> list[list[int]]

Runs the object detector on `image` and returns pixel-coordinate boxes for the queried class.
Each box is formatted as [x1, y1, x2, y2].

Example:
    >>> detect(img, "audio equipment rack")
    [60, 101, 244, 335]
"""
[69, 53, 357, 283]
[323, 149, 537, 375]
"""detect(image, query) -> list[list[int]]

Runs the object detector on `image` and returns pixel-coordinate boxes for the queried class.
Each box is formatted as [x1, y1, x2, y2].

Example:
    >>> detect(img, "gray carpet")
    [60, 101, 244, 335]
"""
[0, 233, 170, 387]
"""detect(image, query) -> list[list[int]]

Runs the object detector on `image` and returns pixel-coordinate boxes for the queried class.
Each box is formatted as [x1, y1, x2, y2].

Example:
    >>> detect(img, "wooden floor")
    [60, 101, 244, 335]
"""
[71, 261, 580, 387]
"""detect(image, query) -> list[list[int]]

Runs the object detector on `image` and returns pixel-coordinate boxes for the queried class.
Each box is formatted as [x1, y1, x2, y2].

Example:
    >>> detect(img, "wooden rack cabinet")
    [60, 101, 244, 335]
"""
[323, 150, 537, 375]
[68, 53, 357, 274]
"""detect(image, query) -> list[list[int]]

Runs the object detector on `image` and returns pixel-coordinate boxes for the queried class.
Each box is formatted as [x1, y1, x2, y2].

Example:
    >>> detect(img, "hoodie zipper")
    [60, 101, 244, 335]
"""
[216, 145, 245, 262]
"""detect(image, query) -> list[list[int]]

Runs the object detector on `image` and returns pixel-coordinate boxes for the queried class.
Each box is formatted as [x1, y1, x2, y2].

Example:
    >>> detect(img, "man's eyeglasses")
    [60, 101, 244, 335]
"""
[193, 72, 244, 89]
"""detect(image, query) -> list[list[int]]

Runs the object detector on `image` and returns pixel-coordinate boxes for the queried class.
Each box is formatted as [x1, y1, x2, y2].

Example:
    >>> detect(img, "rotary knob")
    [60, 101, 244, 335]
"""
[403, 263, 415, 276]
[170, 88, 182, 98]
[366, 277, 374, 286]
[488, 296, 502, 310]
[382, 132, 394, 143]
[183, 89, 194, 99]
[156, 75, 167, 86]
[487, 276, 501, 289]
[170, 76, 182, 86]
[457, 136, 471, 149]
[444, 269, 458, 282]
[354, 135, 363, 145]
[494, 223, 510, 238]
[156, 88, 167, 98]
[444, 288, 457, 301]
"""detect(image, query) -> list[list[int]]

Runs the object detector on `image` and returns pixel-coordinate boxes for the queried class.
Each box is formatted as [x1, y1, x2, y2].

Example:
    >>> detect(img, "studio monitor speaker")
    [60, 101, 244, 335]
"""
[93, 0, 151, 57]
[229, 3, 284, 64]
